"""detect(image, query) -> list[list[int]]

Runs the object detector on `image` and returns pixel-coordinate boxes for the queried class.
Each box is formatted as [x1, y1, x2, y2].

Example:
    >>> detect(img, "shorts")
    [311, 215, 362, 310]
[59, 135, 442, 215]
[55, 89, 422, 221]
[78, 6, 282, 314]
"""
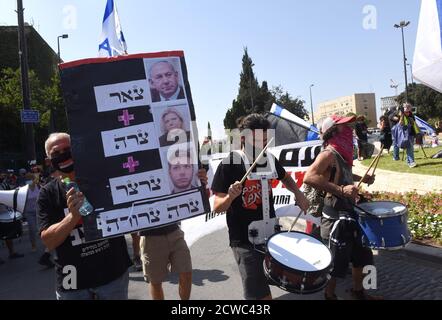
[140, 228, 192, 284]
[232, 246, 271, 300]
[321, 215, 373, 279]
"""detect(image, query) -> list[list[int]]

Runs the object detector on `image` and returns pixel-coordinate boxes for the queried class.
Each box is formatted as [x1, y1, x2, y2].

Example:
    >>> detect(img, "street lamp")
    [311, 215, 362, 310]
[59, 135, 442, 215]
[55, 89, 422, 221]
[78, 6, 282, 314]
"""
[407, 63, 414, 85]
[57, 34, 69, 62]
[309, 84, 315, 126]
[394, 20, 410, 102]
[51, 34, 68, 133]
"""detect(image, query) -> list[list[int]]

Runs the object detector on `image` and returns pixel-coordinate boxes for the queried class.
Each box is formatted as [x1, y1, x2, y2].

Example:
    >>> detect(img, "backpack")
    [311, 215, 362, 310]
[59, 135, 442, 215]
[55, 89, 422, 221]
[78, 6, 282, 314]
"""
[392, 123, 411, 149]
[303, 149, 338, 217]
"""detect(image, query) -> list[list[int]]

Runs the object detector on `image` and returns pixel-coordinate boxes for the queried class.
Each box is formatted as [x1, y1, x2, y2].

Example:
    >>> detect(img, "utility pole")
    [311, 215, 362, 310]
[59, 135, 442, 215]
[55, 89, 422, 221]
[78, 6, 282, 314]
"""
[309, 84, 315, 125]
[394, 21, 410, 102]
[17, 0, 36, 163]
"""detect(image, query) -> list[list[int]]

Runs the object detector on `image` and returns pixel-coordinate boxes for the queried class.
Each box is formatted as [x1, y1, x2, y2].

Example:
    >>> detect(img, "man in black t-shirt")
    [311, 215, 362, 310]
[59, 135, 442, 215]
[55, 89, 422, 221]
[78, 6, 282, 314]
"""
[37, 132, 132, 300]
[211, 114, 309, 300]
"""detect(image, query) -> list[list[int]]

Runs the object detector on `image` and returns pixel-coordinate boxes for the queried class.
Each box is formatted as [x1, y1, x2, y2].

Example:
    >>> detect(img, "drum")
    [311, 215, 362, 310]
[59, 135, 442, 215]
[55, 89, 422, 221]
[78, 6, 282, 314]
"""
[355, 201, 411, 250]
[0, 210, 23, 240]
[263, 231, 332, 294]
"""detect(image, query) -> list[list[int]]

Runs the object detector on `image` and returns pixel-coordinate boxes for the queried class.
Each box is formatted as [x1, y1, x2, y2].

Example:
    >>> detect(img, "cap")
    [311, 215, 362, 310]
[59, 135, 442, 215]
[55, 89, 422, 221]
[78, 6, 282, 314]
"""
[321, 114, 356, 134]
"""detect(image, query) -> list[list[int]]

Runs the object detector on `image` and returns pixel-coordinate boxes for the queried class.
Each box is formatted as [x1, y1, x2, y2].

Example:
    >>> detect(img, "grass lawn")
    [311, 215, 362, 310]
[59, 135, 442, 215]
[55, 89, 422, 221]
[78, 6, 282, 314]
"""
[361, 146, 442, 176]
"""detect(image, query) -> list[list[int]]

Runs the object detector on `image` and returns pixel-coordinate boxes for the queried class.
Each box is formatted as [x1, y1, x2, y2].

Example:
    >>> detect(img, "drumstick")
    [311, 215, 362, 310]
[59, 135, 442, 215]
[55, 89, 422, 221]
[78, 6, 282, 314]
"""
[357, 145, 383, 188]
[371, 146, 384, 177]
[239, 137, 275, 184]
[289, 210, 304, 232]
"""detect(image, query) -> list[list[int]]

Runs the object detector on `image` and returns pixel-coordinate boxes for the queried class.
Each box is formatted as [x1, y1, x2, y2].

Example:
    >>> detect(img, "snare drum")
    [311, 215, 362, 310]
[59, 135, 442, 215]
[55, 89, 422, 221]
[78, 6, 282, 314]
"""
[0, 210, 23, 240]
[355, 201, 411, 250]
[263, 231, 332, 294]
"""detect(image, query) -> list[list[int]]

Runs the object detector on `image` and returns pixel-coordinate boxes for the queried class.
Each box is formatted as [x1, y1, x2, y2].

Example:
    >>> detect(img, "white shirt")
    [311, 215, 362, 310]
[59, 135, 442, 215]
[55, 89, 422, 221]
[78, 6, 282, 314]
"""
[160, 86, 181, 101]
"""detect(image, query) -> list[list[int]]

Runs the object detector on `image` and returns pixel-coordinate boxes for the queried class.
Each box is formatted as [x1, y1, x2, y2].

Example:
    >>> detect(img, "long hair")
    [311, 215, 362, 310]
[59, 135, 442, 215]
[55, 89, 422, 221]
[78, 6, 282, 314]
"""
[321, 126, 339, 147]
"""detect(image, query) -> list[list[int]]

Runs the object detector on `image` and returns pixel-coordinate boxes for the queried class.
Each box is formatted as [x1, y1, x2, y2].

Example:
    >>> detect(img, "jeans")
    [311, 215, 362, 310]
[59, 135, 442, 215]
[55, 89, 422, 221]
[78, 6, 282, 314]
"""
[406, 136, 415, 165]
[392, 136, 415, 164]
[56, 269, 129, 300]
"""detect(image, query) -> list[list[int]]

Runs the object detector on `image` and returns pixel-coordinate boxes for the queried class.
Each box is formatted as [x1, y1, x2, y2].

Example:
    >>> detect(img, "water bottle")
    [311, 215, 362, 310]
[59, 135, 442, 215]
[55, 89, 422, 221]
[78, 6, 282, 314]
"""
[63, 177, 94, 216]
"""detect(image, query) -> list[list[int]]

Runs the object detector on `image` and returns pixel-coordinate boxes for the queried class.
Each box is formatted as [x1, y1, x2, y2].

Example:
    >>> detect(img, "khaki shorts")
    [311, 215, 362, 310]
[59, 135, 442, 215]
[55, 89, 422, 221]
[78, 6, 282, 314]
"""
[140, 228, 192, 284]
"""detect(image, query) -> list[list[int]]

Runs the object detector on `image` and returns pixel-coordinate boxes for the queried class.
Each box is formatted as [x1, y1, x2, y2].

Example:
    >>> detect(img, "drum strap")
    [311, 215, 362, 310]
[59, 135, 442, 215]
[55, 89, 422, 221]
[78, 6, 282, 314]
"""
[12, 189, 18, 221]
[328, 215, 357, 248]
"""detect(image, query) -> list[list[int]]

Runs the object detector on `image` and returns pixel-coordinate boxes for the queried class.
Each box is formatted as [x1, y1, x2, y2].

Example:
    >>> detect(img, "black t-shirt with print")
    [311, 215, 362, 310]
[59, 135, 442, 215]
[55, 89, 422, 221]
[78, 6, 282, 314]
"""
[37, 178, 132, 292]
[211, 151, 286, 247]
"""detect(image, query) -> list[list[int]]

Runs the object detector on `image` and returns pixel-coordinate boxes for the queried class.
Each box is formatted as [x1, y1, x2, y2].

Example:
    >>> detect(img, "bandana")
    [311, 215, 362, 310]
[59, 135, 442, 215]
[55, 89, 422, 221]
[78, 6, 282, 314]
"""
[326, 126, 354, 166]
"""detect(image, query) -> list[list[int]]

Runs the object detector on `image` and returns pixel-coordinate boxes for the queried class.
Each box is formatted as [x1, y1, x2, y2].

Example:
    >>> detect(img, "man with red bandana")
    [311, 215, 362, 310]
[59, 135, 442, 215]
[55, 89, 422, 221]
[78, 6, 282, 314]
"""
[304, 115, 382, 300]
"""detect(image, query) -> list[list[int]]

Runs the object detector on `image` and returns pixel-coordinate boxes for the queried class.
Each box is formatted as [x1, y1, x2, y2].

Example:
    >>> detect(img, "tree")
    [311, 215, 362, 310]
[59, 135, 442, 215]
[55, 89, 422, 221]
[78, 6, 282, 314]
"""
[237, 48, 260, 114]
[0, 68, 67, 165]
[396, 83, 442, 122]
[223, 49, 309, 129]
[224, 48, 273, 129]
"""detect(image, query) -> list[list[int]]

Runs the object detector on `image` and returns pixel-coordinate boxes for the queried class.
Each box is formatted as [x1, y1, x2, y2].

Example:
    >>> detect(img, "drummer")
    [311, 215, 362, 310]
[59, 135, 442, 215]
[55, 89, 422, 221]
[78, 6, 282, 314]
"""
[304, 115, 382, 300]
[211, 114, 309, 300]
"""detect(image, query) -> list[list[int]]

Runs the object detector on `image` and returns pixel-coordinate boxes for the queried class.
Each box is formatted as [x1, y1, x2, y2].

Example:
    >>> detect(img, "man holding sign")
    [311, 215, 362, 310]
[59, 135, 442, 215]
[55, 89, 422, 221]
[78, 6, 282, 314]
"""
[37, 133, 132, 300]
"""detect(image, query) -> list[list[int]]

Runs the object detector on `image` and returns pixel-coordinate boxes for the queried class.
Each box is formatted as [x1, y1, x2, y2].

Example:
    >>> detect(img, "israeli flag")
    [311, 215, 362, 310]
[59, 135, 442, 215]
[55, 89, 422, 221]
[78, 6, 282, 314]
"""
[413, 0, 442, 93]
[415, 115, 436, 135]
[98, 0, 127, 57]
[270, 103, 320, 141]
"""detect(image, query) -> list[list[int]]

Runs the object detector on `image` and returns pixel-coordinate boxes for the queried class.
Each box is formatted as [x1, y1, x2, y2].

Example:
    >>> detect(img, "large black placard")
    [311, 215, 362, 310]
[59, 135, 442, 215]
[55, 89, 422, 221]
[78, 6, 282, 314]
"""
[59, 51, 210, 241]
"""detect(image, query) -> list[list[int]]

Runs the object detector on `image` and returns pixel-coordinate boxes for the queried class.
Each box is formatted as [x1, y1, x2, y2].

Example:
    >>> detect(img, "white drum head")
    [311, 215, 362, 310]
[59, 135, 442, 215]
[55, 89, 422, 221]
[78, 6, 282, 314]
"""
[356, 201, 406, 217]
[267, 232, 332, 272]
[0, 210, 22, 223]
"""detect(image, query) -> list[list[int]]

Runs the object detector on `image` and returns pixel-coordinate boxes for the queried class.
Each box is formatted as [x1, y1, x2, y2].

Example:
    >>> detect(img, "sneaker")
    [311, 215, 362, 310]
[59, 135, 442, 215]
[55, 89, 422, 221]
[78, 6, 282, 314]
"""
[393, 158, 400, 161]
[133, 255, 142, 272]
[38, 252, 55, 268]
[408, 162, 417, 168]
[9, 253, 24, 259]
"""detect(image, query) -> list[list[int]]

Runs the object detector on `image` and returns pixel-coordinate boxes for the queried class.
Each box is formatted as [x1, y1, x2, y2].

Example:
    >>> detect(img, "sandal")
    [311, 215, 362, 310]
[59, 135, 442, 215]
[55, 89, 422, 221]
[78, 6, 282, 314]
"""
[350, 288, 384, 300]
[324, 292, 339, 300]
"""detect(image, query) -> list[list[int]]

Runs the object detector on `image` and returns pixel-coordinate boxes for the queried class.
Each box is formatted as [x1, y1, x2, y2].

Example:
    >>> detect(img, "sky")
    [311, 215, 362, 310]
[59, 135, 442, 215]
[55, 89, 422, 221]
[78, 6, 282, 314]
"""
[1, 0, 421, 139]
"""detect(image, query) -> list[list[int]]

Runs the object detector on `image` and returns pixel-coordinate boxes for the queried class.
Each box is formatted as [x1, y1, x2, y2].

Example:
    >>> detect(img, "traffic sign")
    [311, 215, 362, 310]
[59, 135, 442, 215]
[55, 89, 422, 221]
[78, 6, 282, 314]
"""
[20, 109, 40, 123]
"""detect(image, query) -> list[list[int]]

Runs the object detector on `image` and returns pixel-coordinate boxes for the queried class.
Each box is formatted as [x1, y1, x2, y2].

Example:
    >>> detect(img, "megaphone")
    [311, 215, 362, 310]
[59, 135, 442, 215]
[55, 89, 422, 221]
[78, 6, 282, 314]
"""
[0, 184, 29, 213]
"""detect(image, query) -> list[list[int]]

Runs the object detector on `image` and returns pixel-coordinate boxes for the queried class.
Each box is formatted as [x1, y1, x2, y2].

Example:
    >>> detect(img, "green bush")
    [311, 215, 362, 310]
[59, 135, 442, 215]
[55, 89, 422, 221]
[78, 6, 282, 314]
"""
[368, 191, 442, 246]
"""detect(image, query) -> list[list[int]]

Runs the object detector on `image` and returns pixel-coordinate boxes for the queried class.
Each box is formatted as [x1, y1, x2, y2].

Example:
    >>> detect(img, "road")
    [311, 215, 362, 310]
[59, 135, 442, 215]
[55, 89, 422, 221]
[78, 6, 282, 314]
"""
[1, 227, 441, 300]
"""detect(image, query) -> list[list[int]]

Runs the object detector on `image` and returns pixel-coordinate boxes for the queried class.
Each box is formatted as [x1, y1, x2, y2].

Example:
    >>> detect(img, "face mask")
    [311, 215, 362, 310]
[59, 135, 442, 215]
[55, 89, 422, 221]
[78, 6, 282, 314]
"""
[50, 150, 74, 173]
[327, 125, 354, 166]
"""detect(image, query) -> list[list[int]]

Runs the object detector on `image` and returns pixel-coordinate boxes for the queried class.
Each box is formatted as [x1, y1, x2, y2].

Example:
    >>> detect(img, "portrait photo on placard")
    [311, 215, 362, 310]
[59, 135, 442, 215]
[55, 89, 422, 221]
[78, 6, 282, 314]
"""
[160, 144, 201, 195]
[152, 104, 192, 147]
[144, 57, 187, 104]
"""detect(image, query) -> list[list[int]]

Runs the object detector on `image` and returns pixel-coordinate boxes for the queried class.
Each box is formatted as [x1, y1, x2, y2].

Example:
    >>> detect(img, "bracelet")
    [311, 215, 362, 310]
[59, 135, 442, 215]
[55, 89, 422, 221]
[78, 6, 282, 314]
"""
[340, 186, 345, 197]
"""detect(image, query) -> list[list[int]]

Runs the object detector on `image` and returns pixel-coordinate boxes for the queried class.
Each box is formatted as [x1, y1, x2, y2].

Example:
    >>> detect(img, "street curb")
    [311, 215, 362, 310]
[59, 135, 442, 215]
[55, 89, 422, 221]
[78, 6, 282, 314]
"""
[279, 217, 442, 265]
[400, 242, 442, 265]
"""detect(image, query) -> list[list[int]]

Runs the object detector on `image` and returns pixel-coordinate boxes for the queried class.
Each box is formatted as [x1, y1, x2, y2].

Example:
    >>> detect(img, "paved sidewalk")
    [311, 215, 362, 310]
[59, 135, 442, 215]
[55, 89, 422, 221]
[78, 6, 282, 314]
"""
[352, 160, 442, 195]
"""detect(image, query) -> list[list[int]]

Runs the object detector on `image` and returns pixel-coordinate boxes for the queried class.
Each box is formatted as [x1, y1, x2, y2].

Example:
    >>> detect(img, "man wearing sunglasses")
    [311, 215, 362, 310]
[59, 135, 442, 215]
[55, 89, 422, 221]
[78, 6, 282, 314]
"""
[37, 133, 132, 300]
